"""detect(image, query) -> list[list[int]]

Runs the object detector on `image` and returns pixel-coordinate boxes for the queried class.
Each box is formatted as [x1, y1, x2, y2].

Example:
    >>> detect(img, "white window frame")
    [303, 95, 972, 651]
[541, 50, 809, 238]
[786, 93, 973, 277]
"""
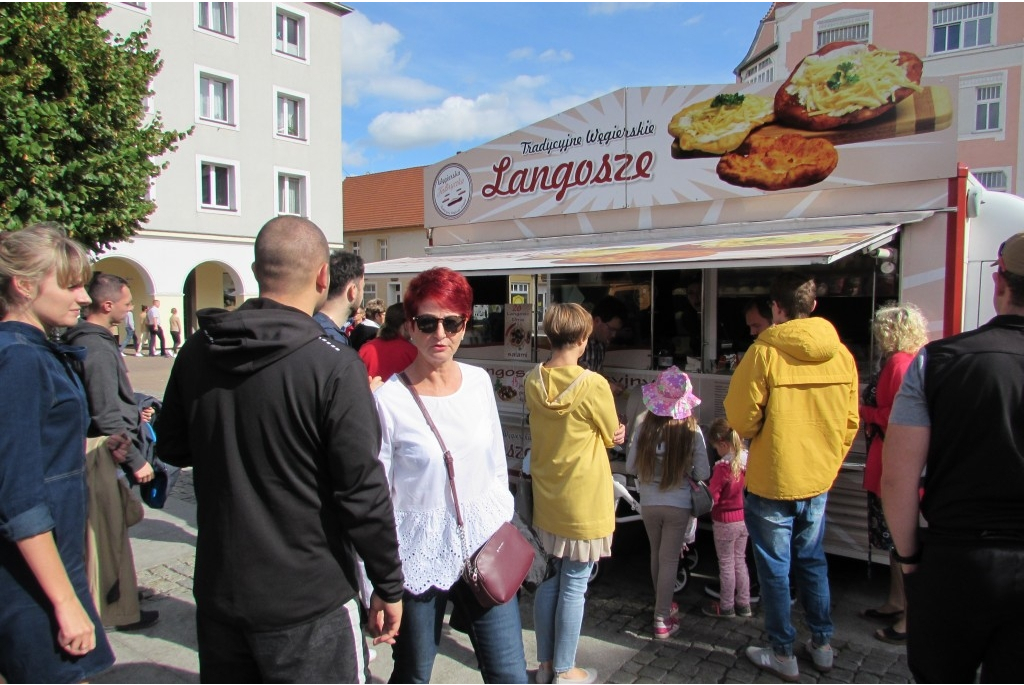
[973, 168, 1010, 192]
[195, 65, 240, 128]
[974, 83, 1002, 133]
[363, 282, 378, 302]
[741, 56, 774, 84]
[196, 155, 241, 213]
[931, 2, 995, 55]
[959, 71, 1006, 141]
[350, 240, 360, 257]
[142, 94, 154, 115]
[195, 2, 238, 41]
[274, 167, 310, 217]
[273, 4, 310, 63]
[273, 87, 309, 143]
[377, 238, 388, 262]
[119, 2, 150, 14]
[815, 10, 872, 49]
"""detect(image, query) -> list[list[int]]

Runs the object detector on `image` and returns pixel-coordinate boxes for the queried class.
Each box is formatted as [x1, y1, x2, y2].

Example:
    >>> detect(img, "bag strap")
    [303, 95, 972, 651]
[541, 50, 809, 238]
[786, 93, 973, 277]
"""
[535, 364, 590, 404]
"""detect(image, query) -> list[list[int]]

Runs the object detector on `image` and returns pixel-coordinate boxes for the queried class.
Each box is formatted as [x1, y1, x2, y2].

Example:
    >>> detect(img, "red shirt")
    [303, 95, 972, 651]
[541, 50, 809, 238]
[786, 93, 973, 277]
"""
[359, 337, 417, 382]
[860, 350, 915, 496]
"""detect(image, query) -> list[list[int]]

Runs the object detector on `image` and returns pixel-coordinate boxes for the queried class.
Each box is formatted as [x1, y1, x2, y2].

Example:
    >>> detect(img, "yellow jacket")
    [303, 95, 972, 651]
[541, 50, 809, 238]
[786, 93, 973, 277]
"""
[724, 317, 859, 500]
[525, 364, 617, 540]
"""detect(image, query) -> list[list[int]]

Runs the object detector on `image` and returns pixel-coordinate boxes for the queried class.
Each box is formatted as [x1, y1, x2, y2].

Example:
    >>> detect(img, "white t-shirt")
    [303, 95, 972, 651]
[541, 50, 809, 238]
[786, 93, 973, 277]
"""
[374, 362, 513, 595]
[146, 305, 161, 327]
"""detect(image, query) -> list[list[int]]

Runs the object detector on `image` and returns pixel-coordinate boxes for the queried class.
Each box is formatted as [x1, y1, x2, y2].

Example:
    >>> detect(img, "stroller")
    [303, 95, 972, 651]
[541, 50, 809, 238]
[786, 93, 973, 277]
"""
[591, 473, 699, 591]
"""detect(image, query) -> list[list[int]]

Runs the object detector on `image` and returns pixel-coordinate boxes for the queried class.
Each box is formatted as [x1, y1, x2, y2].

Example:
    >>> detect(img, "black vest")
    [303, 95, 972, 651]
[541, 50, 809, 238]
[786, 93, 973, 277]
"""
[921, 315, 1024, 534]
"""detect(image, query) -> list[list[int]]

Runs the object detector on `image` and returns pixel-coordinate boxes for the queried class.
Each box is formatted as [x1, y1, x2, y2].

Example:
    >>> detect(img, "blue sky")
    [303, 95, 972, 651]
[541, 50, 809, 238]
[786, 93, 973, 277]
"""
[341, 2, 773, 176]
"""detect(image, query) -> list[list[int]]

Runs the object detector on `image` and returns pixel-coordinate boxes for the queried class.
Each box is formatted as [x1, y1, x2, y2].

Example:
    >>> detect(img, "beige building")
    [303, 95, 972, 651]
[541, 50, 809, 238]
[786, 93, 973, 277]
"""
[343, 166, 426, 306]
[96, 1, 348, 336]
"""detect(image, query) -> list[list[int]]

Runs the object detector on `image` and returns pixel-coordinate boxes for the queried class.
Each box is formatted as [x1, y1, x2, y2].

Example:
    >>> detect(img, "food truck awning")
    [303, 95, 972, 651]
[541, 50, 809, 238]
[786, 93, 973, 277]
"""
[365, 211, 931, 277]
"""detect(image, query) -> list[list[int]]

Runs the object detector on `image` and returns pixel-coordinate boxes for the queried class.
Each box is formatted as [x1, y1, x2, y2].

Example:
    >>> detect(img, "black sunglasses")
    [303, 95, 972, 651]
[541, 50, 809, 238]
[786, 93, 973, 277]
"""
[412, 314, 467, 335]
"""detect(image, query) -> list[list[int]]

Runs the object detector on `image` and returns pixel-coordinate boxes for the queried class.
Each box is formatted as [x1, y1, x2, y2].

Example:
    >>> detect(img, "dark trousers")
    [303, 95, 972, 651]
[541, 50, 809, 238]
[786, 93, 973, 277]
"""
[196, 599, 369, 683]
[906, 534, 1024, 683]
[170, 330, 181, 353]
[148, 325, 166, 356]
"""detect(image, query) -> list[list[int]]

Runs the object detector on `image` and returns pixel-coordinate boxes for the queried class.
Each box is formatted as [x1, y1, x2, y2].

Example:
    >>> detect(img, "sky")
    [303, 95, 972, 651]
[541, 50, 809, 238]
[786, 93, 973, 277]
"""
[340, 2, 773, 177]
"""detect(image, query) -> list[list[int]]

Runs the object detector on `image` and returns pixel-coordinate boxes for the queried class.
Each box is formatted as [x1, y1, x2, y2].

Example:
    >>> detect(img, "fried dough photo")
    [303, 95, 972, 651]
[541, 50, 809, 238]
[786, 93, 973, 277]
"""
[667, 93, 775, 155]
[775, 41, 923, 131]
[716, 134, 839, 191]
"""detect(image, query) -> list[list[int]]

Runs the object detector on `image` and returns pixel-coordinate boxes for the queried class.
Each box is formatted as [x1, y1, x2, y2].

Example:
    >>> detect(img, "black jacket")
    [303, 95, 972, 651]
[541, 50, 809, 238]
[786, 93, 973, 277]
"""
[65, 320, 147, 475]
[157, 298, 403, 628]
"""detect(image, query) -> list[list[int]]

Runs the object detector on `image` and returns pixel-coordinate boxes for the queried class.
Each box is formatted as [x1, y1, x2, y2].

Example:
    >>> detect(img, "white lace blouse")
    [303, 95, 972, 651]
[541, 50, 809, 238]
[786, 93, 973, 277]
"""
[374, 363, 514, 595]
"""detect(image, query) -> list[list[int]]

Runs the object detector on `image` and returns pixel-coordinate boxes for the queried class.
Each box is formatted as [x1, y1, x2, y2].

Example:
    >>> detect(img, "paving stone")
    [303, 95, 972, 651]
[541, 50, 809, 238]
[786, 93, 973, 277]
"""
[637, 664, 669, 680]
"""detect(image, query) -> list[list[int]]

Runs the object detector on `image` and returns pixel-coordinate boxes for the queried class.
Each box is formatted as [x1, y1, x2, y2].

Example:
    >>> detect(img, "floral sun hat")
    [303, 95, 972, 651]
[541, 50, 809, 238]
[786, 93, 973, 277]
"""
[641, 365, 701, 420]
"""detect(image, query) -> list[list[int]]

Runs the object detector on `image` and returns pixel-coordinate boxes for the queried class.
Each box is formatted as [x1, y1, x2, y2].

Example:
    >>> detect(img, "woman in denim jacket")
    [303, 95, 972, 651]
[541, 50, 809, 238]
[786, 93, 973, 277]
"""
[0, 225, 116, 683]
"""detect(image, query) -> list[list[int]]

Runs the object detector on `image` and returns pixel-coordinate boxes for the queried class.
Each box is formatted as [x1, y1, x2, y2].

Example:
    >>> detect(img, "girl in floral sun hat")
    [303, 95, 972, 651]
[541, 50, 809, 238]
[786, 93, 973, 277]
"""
[626, 366, 710, 639]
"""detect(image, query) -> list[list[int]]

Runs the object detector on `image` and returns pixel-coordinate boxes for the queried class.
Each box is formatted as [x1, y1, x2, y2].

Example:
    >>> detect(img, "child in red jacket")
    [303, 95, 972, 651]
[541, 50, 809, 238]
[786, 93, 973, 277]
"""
[702, 418, 752, 618]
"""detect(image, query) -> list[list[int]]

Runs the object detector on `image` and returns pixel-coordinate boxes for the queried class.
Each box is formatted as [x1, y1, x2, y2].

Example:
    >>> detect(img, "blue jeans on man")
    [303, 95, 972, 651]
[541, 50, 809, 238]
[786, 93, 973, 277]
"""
[744, 492, 832, 655]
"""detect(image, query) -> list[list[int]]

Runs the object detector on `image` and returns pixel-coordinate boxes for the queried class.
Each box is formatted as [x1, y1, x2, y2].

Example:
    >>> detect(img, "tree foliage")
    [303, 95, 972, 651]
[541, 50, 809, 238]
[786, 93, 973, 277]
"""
[0, 2, 190, 252]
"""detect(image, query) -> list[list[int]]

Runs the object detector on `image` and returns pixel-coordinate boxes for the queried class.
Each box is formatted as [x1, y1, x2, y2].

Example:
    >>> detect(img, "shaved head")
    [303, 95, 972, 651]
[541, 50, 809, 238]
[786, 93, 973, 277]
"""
[253, 216, 329, 296]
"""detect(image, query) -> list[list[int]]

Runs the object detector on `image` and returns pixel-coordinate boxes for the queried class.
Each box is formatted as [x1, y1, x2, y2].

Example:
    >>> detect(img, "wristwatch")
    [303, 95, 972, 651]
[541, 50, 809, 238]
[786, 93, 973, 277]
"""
[891, 548, 921, 565]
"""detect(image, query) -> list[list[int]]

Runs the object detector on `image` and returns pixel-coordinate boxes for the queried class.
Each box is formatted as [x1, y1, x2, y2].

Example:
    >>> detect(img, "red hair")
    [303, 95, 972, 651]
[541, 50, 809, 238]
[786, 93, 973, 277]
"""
[403, 267, 473, 319]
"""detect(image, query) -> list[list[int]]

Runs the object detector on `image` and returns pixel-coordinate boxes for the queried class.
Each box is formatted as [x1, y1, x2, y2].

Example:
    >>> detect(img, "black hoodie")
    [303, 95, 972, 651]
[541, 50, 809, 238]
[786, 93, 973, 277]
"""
[157, 298, 403, 629]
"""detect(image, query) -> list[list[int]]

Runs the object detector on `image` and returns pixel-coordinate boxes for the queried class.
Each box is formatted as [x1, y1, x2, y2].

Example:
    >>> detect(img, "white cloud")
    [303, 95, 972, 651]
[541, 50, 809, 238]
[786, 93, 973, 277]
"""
[366, 85, 603, 151]
[341, 140, 367, 172]
[341, 12, 444, 106]
[587, 2, 654, 16]
[683, 14, 704, 27]
[538, 48, 574, 62]
[507, 47, 534, 61]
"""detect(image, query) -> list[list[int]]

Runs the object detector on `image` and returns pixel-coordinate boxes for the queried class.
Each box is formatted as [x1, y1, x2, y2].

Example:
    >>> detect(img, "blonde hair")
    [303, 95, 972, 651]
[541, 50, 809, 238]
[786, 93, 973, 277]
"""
[872, 302, 929, 356]
[544, 302, 593, 349]
[634, 413, 698, 491]
[707, 418, 745, 481]
[0, 224, 92, 319]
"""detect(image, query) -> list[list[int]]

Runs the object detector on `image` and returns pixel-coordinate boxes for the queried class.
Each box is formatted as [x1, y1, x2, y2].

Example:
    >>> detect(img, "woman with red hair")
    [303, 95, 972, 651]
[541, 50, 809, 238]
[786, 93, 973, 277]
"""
[372, 267, 527, 683]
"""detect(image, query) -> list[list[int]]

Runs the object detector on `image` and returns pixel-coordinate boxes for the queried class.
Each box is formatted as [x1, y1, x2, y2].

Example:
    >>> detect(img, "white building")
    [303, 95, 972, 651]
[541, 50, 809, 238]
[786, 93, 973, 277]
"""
[97, 1, 348, 335]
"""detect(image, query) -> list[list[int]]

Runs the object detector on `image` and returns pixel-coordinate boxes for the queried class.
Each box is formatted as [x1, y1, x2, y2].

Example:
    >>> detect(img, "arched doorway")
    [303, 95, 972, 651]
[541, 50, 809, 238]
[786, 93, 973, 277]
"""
[183, 262, 245, 335]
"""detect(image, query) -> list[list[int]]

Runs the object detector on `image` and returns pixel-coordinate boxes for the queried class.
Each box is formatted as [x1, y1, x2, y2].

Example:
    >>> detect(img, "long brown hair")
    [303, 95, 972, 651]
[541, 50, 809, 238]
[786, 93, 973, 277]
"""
[634, 412, 698, 491]
[708, 418, 745, 481]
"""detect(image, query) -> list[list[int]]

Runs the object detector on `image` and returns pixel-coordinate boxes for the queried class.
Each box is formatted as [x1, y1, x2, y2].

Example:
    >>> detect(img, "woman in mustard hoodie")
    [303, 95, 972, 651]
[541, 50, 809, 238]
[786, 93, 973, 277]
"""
[525, 303, 625, 684]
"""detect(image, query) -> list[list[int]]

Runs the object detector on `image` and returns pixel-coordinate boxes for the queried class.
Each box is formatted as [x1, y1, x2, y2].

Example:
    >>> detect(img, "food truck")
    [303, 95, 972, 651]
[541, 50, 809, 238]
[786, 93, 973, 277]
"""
[366, 42, 1024, 563]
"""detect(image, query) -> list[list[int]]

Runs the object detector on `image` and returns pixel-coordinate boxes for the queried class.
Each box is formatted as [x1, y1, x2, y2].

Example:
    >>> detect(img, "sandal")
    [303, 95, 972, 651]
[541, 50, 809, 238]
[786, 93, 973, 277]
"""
[874, 625, 907, 644]
[860, 607, 904, 621]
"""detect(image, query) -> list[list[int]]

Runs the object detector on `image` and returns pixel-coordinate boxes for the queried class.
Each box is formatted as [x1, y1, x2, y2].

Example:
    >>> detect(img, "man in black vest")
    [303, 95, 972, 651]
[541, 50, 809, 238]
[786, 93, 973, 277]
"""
[883, 231, 1024, 682]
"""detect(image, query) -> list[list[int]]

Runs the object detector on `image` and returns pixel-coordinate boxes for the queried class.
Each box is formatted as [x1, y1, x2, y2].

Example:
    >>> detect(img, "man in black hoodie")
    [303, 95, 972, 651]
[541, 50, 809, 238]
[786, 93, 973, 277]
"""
[66, 273, 160, 632]
[157, 216, 403, 683]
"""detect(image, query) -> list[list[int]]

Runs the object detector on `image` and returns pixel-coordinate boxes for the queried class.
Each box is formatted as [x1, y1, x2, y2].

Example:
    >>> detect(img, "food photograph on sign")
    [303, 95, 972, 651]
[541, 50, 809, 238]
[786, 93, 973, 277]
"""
[666, 41, 941, 192]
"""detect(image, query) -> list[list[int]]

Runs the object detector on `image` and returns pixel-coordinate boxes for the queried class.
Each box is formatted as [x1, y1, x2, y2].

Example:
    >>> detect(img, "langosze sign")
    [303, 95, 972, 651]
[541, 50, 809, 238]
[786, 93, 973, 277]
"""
[425, 42, 957, 230]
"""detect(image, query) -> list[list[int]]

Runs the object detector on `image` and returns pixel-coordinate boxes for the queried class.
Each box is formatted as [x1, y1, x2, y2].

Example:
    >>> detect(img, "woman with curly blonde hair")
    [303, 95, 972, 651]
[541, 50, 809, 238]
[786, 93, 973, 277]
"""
[859, 302, 928, 644]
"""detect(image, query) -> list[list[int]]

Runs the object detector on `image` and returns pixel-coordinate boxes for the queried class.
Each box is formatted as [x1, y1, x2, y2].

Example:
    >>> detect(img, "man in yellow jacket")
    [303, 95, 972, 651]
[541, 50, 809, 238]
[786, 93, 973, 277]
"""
[724, 272, 858, 682]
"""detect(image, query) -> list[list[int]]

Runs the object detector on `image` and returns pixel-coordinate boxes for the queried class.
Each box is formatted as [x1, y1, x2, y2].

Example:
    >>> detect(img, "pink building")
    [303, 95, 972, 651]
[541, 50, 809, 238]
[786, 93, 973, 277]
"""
[736, 2, 1024, 196]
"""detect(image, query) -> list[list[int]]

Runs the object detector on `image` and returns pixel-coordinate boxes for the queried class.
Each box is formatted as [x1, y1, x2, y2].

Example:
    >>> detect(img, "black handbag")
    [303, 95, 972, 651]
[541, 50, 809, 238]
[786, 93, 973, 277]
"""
[400, 373, 534, 607]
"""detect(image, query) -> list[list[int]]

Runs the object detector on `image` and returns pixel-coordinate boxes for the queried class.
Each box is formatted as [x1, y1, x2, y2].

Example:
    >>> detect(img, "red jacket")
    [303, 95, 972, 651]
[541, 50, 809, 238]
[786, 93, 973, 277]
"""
[860, 350, 914, 496]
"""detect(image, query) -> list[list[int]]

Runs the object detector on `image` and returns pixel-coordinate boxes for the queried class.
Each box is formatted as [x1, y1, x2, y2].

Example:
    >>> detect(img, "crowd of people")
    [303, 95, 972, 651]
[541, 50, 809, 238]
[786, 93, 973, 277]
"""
[2, 217, 1022, 684]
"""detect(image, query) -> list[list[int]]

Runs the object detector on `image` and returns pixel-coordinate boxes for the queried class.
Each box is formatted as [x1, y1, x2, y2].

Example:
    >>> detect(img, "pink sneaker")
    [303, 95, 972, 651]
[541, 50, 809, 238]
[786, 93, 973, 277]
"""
[670, 601, 679, 618]
[653, 616, 680, 640]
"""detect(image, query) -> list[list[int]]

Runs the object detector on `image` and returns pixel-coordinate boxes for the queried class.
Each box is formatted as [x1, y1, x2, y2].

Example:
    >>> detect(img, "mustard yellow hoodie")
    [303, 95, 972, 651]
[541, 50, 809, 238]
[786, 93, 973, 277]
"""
[724, 316, 859, 500]
[525, 364, 618, 540]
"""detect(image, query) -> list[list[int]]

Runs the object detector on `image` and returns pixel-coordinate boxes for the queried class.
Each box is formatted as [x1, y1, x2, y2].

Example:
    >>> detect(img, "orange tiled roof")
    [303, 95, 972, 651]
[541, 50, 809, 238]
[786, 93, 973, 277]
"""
[343, 166, 425, 232]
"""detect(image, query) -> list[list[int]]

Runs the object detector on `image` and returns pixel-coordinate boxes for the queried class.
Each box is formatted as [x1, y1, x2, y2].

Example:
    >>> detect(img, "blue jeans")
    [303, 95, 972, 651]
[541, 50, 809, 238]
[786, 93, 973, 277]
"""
[389, 582, 527, 684]
[533, 557, 594, 674]
[744, 492, 832, 655]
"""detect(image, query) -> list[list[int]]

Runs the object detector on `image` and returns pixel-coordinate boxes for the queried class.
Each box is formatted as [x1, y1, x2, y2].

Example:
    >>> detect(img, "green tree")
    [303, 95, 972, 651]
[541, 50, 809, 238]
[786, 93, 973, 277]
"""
[0, 2, 190, 252]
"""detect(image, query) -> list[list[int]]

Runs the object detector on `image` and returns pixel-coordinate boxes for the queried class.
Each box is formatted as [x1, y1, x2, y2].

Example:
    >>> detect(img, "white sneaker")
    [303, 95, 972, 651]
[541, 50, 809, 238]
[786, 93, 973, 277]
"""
[803, 639, 835, 672]
[653, 616, 680, 639]
[745, 646, 799, 682]
[135, 353, 144, 357]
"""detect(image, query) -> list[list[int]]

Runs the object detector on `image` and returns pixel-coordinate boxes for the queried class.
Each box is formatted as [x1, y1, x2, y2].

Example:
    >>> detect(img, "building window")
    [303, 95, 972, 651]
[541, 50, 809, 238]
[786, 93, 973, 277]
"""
[933, 2, 994, 53]
[274, 89, 308, 141]
[741, 56, 774, 84]
[198, 2, 236, 38]
[276, 170, 308, 217]
[142, 95, 154, 114]
[197, 68, 238, 126]
[363, 282, 377, 301]
[350, 240, 360, 256]
[975, 84, 1001, 132]
[816, 11, 871, 49]
[198, 158, 238, 211]
[378, 238, 388, 262]
[975, 169, 1008, 191]
[275, 6, 308, 60]
[121, 2, 149, 10]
